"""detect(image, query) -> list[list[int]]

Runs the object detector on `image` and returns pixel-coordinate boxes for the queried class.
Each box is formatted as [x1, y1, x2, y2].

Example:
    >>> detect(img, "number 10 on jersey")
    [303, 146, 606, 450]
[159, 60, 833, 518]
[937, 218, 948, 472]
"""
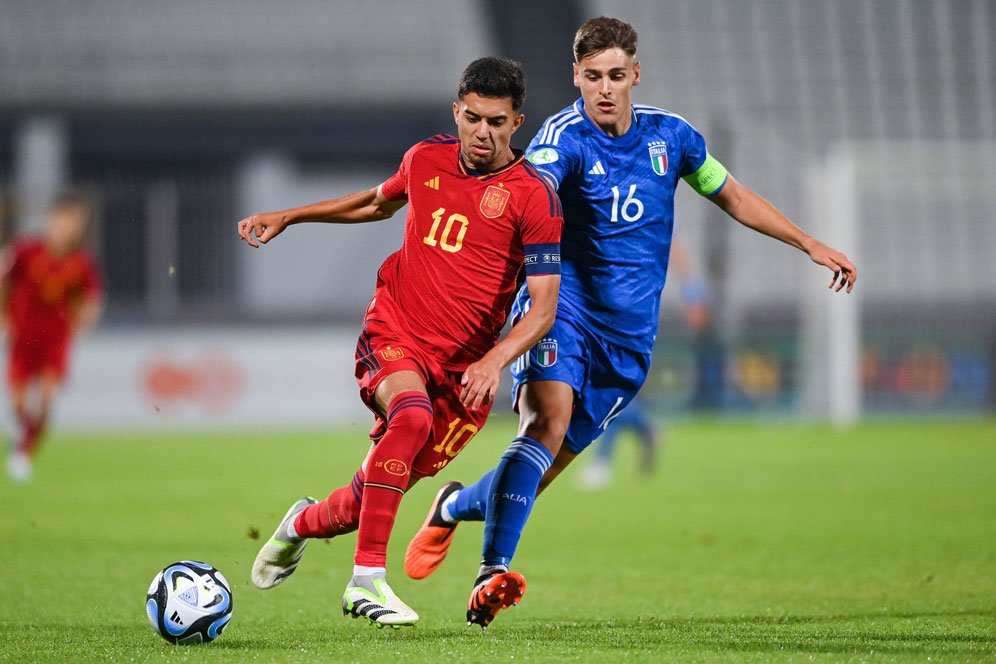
[424, 207, 469, 253]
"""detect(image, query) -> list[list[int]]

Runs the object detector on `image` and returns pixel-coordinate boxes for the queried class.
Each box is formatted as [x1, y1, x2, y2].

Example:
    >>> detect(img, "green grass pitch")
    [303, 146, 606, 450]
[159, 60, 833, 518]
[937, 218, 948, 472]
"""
[1, 418, 994, 662]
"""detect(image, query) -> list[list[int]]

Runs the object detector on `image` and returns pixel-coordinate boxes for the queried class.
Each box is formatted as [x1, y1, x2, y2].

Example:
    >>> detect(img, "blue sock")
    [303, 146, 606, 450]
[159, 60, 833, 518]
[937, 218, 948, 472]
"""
[447, 469, 495, 522]
[481, 437, 554, 567]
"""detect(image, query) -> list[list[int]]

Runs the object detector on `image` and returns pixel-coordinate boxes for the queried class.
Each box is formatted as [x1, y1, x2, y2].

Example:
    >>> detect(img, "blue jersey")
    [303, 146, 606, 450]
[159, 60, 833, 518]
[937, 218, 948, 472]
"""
[525, 98, 724, 353]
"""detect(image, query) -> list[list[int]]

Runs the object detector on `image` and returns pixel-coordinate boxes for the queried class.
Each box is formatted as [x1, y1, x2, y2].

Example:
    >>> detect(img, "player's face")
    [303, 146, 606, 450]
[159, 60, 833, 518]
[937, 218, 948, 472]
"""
[45, 205, 88, 253]
[453, 93, 525, 171]
[574, 47, 641, 136]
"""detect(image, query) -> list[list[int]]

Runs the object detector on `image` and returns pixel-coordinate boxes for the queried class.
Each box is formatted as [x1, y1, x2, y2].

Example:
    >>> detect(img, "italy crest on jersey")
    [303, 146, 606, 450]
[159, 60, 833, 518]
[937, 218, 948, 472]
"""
[535, 338, 558, 367]
[480, 184, 511, 219]
[648, 141, 668, 176]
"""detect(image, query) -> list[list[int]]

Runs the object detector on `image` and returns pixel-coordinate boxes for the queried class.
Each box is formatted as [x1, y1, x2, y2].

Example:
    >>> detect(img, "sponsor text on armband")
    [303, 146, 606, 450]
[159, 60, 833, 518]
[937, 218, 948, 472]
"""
[523, 243, 561, 275]
[682, 153, 729, 196]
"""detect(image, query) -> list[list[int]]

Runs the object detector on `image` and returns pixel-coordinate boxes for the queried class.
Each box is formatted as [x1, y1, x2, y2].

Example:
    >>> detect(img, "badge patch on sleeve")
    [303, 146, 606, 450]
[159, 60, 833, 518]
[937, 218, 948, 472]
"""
[535, 338, 558, 367]
[528, 148, 559, 165]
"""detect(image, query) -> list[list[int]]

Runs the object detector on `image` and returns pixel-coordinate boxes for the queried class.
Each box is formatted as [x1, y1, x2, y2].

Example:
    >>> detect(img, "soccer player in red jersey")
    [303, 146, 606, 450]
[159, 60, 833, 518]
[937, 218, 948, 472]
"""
[240, 57, 563, 627]
[2, 193, 104, 483]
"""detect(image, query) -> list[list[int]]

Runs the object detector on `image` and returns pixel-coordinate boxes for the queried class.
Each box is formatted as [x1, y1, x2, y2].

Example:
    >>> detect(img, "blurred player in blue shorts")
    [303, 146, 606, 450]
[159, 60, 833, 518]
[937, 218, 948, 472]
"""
[406, 16, 857, 628]
[577, 398, 657, 490]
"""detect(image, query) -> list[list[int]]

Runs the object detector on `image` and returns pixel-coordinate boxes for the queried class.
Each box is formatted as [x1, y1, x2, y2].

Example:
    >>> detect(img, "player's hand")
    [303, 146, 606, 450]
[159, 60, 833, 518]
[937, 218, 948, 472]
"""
[805, 239, 857, 293]
[237, 212, 288, 248]
[460, 356, 501, 411]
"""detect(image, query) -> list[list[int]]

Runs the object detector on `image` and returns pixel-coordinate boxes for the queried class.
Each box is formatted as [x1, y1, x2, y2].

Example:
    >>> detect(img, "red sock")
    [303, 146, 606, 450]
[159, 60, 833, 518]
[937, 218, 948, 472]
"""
[293, 470, 365, 538]
[354, 391, 433, 567]
[19, 414, 46, 458]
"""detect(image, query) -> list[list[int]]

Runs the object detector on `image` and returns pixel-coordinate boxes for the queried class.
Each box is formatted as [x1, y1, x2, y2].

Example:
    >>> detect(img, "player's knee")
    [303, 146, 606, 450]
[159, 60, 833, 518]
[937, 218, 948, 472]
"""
[517, 383, 573, 448]
[518, 410, 569, 451]
[386, 395, 433, 440]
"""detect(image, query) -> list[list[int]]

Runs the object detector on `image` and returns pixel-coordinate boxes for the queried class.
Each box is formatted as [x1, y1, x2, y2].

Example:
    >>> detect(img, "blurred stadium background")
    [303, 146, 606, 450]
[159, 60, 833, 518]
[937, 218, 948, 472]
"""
[1, 0, 994, 430]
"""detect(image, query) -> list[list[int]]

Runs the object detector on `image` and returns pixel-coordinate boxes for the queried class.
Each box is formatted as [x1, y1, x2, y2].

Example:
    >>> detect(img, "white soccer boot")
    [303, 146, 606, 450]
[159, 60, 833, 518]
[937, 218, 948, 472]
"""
[342, 577, 419, 627]
[251, 497, 316, 589]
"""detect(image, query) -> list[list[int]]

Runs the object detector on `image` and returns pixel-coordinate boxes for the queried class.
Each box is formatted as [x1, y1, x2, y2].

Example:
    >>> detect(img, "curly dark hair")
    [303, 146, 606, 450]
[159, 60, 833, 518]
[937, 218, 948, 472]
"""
[457, 56, 527, 111]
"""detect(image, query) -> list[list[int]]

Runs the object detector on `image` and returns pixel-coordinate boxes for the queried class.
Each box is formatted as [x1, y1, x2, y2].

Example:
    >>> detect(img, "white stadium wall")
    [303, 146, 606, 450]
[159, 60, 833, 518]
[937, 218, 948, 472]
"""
[2, 328, 374, 430]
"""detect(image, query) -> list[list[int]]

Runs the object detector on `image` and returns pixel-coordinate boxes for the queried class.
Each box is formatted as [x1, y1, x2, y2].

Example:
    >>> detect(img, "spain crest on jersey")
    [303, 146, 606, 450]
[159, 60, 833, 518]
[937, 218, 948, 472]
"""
[648, 140, 668, 176]
[535, 338, 558, 367]
[480, 184, 511, 219]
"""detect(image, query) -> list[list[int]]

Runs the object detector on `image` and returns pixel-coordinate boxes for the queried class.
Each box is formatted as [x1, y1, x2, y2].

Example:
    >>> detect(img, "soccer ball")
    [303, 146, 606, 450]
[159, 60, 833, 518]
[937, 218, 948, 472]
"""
[146, 561, 233, 645]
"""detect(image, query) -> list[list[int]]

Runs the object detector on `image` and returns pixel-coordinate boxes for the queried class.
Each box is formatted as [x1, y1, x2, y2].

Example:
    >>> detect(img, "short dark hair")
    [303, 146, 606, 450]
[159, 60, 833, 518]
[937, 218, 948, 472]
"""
[573, 17, 638, 62]
[457, 57, 527, 112]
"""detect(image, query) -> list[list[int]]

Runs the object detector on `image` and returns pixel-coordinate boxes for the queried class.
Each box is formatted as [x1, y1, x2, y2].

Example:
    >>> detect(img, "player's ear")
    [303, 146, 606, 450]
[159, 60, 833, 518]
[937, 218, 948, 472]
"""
[452, 101, 461, 125]
[572, 63, 581, 88]
[512, 113, 525, 132]
[632, 61, 641, 87]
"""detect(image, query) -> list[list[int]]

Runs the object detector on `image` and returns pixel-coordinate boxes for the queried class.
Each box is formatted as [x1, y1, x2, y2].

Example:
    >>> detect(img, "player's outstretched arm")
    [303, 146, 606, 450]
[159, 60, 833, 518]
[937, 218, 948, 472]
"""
[236, 184, 408, 248]
[460, 274, 560, 411]
[708, 175, 857, 293]
[73, 296, 103, 336]
[0, 247, 16, 335]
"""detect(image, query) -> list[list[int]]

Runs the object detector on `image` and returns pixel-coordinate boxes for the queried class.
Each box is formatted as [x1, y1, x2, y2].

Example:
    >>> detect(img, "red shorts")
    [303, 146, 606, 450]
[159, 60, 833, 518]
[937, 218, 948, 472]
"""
[355, 289, 491, 479]
[7, 336, 70, 387]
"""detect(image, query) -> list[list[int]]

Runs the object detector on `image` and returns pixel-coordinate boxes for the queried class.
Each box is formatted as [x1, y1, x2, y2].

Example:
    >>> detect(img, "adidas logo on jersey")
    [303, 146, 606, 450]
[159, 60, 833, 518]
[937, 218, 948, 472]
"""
[424, 176, 440, 190]
[587, 161, 606, 176]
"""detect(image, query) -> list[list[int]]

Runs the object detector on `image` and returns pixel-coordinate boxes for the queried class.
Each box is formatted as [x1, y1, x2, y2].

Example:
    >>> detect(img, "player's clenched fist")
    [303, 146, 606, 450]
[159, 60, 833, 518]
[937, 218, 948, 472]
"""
[237, 212, 288, 248]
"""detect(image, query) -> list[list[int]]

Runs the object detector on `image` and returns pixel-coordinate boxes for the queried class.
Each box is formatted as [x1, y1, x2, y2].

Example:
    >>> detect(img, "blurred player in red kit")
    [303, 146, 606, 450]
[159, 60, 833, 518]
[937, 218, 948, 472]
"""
[239, 57, 563, 627]
[2, 193, 104, 482]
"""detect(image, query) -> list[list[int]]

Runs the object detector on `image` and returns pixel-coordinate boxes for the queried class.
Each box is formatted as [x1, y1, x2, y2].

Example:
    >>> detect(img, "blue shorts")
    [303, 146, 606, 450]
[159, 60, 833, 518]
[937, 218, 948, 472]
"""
[509, 296, 653, 455]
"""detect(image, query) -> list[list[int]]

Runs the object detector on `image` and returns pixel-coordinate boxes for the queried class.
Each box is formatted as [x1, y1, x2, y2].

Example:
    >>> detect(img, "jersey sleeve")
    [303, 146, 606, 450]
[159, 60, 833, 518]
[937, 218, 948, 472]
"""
[0, 245, 18, 280]
[677, 119, 709, 178]
[519, 180, 564, 276]
[677, 119, 729, 196]
[380, 143, 418, 201]
[525, 126, 581, 190]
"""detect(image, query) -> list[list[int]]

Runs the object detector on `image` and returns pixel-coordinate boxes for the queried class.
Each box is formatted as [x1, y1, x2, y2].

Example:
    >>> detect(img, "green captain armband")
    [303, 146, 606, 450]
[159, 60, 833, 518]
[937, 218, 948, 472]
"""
[682, 153, 728, 196]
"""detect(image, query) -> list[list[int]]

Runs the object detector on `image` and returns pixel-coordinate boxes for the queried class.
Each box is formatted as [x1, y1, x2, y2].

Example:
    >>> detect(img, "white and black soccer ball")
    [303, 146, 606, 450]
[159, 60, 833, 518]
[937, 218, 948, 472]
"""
[146, 560, 233, 645]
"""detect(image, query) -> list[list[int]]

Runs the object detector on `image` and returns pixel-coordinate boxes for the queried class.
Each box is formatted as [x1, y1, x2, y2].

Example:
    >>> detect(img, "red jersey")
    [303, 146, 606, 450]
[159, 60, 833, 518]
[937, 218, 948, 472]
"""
[378, 135, 563, 370]
[3, 239, 103, 345]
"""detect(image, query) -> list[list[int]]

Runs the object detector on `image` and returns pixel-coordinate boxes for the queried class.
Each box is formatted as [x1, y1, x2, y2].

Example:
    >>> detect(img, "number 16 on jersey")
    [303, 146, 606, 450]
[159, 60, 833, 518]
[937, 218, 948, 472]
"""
[609, 185, 644, 222]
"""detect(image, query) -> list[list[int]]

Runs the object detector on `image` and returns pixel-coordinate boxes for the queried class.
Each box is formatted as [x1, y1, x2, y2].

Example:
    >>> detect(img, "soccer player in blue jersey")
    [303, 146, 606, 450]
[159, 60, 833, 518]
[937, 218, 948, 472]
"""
[405, 16, 857, 628]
